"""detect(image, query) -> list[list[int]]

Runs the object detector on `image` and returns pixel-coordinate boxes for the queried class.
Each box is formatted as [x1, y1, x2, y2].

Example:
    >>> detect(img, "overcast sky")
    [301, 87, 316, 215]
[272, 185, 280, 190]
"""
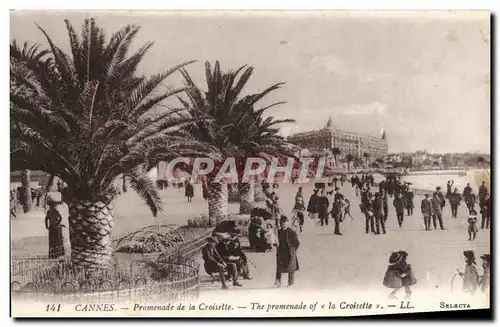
[10, 11, 490, 154]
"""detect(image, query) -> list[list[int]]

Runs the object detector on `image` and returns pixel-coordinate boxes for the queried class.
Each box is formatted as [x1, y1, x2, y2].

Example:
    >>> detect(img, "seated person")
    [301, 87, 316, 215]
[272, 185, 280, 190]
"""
[228, 229, 252, 279]
[216, 231, 251, 280]
[202, 236, 240, 289]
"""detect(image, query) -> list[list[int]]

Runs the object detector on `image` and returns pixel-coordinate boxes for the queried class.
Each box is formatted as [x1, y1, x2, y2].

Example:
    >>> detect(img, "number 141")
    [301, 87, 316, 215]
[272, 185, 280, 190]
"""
[46, 304, 61, 312]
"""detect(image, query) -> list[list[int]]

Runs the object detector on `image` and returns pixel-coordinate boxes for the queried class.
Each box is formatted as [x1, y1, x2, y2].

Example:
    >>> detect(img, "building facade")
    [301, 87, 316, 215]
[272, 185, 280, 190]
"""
[287, 117, 388, 160]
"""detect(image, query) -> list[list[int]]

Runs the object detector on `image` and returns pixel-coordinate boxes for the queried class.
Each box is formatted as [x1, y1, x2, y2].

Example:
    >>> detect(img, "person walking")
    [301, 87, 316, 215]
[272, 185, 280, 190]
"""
[405, 189, 414, 216]
[446, 180, 454, 199]
[331, 197, 343, 235]
[373, 192, 386, 235]
[420, 194, 432, 231]
[382, 191, 389, 223]
[274, 216, 300, 288]
[449, 188, 462, 218]
[467, 209, 478, 241]
[478, 181, 488, 206]
[185, 182, 194, 203]
[317, 189, 330, 227]
[45, 199, 65, 258]
[383, 251, 416, 300]
[480, 193, 490, 229]
[361, 193, 375, 234]
[431, 193, 445, 230]
[306, 189, 319, 219]
[465, 193, 476, 213]
[343, 198, 352, 221]
[393, 193, 406, 228]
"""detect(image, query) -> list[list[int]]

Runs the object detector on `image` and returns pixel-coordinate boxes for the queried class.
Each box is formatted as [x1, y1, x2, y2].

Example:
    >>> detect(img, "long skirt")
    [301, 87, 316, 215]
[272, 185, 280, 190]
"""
[48, 227, 64, 258]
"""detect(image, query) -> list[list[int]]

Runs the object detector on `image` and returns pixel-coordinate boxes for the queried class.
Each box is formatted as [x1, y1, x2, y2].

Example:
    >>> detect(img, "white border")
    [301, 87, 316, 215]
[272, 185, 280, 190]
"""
[2, 1, 497, 326]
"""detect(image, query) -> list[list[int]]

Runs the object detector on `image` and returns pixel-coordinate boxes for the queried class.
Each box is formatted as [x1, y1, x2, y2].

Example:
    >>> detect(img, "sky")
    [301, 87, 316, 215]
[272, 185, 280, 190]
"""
[10, 11, 490, 154]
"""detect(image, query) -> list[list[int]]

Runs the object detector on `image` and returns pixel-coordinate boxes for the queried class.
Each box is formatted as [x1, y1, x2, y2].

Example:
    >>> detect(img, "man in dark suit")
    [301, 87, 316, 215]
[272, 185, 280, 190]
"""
[393, 193, 406, 228]
[480, 193, 490, 229]
[331, 197, 343, 235]
[449, 188, 462, 218]
[421, 194, 432, 230]
[275, 216, 300, 287]
[373, 192, 386, 234]
[317, 189, 330, 226]
[431, 192, 445, 230]
[202, 236, 240, 289]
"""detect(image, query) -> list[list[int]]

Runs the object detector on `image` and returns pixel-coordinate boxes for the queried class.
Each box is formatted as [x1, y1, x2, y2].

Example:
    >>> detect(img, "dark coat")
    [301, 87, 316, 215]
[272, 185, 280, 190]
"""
[383, 261, 417, 289]
[420, 199, 432, 217]
[316, 195, 330, 218]
[307, 194, 319, 213]
[185, 184, 194, 197]
[393, 197, 406, 214]
[373, 197, 384, 217]
[276, 227, 300, 273]
[202, 244, 225, 273]
[431, 196, 442, 215]
[450, 192, 462, 205]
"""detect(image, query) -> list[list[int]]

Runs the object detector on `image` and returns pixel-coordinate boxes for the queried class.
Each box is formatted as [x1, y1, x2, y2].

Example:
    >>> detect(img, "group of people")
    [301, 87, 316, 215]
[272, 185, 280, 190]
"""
[202, 228, 252, 289]
[458, 250, 490, 295]
[203, 214, 300, 290]
[306, 186, 348, 235]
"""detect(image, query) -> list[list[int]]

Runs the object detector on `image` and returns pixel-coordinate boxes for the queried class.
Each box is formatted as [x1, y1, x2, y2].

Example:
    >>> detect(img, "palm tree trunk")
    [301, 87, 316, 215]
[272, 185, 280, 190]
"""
[239, 182, 255, 214]
[68, 200, 114, 271]
[20, 169, 32, 213]
[207, 182, 228, 225]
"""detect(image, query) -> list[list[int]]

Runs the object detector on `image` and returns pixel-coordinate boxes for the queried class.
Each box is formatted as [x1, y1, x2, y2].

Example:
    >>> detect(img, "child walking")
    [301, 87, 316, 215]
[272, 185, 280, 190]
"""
[383, 251, 417, 300]
[458, 250, 479, 294]
[343, 198, 352, 221]
[467, 209, 478, 241]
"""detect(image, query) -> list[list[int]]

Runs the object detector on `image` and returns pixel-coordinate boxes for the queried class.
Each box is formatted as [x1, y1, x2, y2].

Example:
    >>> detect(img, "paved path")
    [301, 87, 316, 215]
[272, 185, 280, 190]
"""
[198, 182, 490, 302]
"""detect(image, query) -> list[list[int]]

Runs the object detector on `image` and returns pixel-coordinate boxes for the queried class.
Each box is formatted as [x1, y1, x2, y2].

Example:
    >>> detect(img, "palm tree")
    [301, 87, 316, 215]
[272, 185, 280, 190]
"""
[178, 61, 294, 217]
[10, 41, 49, 213]
[332, 147, 341, 167]
[10, 19, 207, 271]
[363, 152, 370, 167]
[345, 154, 354, 172]
[354, 156, 363, 169]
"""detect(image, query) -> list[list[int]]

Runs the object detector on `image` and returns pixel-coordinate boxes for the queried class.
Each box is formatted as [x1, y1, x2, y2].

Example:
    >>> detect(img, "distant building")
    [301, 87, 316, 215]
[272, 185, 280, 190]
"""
[287, 116, 388, 161]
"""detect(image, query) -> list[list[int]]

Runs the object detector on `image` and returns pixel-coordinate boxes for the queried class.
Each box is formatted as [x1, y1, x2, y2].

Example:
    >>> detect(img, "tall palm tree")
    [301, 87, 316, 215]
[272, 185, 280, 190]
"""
[178, 61, 294, 217]
[345, 154, 354, 172]
[10, 41, 49, 213]
[363, 152, 370, 167]
[332, 147, 341, 167]
[10, 19, 207, 271]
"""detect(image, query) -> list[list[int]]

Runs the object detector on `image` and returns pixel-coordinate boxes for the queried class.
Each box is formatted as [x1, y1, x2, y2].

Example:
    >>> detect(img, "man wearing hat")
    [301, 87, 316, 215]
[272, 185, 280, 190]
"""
[373, 192, 386, 235]
[307, 189, 319, 219]
[316, 189, 330, 227]
[202, 236, 240, 289]
[393, 193, 406, 228]
[228, 228, 252, 280]
[275, 215, 300, 287]
[420, 194, 432, 231]
[449, 188, 462, 218]
[431, 192, 445, 230]
[480, 193, 490, 229]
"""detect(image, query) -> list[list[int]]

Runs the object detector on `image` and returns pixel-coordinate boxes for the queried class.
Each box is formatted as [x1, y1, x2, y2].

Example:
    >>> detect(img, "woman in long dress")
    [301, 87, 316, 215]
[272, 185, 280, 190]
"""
[45, 200, 65, 258]
[459, 250, 480, 294]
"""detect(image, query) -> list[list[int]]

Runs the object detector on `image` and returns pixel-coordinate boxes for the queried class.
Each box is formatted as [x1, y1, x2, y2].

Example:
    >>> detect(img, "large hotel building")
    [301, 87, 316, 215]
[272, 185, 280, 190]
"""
[287, 117, 388, 160]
